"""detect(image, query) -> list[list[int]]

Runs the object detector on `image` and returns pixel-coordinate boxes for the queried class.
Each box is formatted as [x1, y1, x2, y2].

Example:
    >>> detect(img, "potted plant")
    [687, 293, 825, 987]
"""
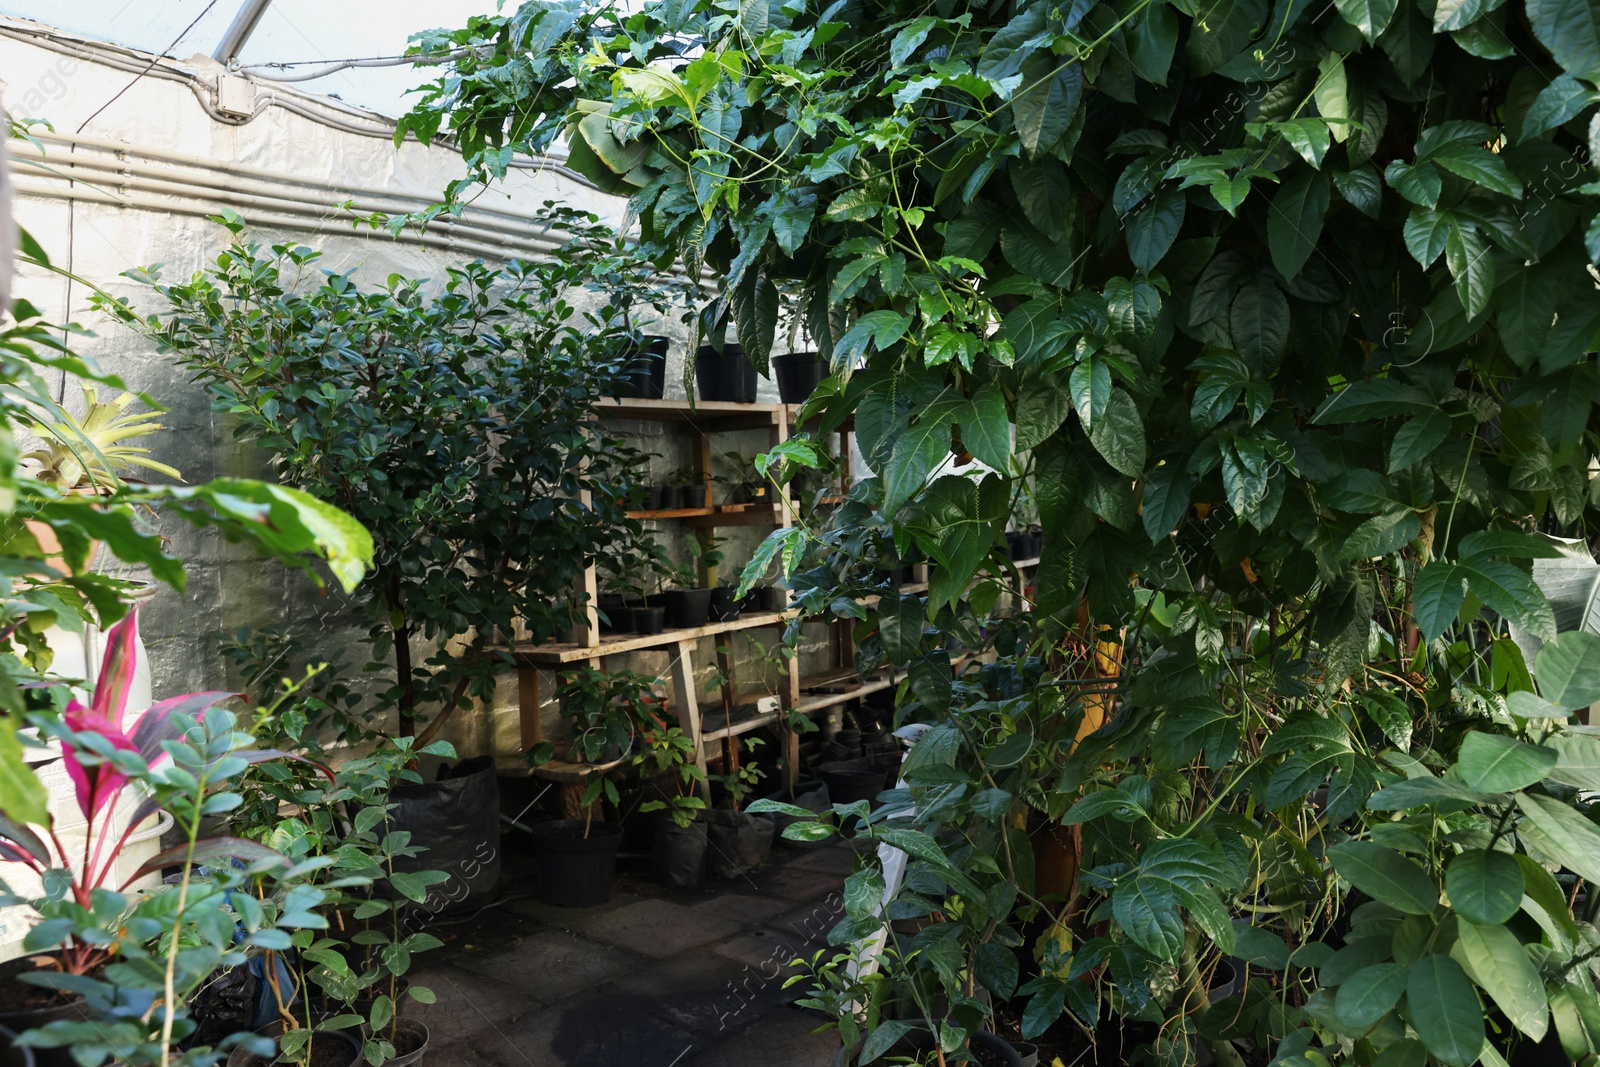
[636, 726, 709, 888]
[0, 611, 339, 1067]
[703, 738, 774, 879]
[695, 341, 759, 404]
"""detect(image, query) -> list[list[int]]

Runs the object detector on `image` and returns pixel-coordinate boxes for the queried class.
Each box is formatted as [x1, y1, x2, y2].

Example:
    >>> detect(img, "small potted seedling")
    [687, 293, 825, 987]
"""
[637, 726, 709, 887]
[703, 738, 775, 878]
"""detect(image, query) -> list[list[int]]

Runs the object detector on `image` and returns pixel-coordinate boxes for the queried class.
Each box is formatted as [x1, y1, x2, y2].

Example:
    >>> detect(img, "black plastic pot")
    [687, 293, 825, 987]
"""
[1005, 531, 1031, 560]
[773, 351, 827, 404]
[696, 343, 759, 403]
[834, 1030, 1024, 1067]
[227, 1023, 361, 1067]
[0, 957, 93, 1067]
[709, 587, 740, 622]
[704, 810, 775, 878]
[597, 595, 628, 634]
[380, 1019, 429, 1067]
[628, 605, 666, 635]
[530, 820, 624, 906]
[660, 588, 713, 628]
[0, 1026, 35, 1067]
[769, 780, 834, 849]
[609, 336, 670, 399]
[818, 760, 890, 807]
[653, 818, 709, 888]
[387, 757, 502, 913]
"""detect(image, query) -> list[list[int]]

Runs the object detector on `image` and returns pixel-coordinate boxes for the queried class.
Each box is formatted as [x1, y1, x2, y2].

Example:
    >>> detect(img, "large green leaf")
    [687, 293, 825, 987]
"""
[1328, 841, 1439, 915]
[1459, 559, 1554, 643]
[877, 595, 925, 665]
[1444, 849, 1524, 925]
[1452, 921, 1548, 1041]
[1457, 732, 1556, 792]
[1269, 170, 1330, 281]
[962, 383, 1012, 471]
[1547, 733, 1600, 790]
[1389, 409, 1452, 472]
[1517, 792, 1600, 883]
[1534, 631, 1600, 708]
[883, 394, 963, 512]
[1127, 187, 1186, 272]
[0, 716, 48, 828]
[1013, 54, 1084, 156]
[1413, 562, 1466, 642]
[1088, 389, 1146, 478]
[1230, 279, 1290, 374]
[1336, 962, 1409, 1028]
[1407, 955, 1485, 1067]
[1527, 0, 1600, 81]
[1334, 0, 1400, 41]
[1015, 375, 1072, 452]
[1444, 221, 1496, 318]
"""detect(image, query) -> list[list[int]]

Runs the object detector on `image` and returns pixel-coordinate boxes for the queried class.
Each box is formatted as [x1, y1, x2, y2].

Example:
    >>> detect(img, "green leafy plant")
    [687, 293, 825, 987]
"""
[403, 0, 1600, 1058]
[20, 382, 181, 490]
[97, 207, 656, 739]
[636, 725, 708, 827]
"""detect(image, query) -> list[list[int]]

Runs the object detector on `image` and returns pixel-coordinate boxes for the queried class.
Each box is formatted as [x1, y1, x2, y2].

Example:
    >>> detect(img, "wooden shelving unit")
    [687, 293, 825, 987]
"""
[515, 394, 1043, 807]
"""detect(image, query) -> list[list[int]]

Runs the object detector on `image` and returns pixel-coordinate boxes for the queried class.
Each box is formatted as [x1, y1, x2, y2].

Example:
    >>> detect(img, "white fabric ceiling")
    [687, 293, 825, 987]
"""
[0, 0, 500, 116]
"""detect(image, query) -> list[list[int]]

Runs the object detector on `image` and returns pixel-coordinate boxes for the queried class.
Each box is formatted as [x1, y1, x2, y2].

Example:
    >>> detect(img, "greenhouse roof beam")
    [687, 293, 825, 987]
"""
[211, 0, 273, 66]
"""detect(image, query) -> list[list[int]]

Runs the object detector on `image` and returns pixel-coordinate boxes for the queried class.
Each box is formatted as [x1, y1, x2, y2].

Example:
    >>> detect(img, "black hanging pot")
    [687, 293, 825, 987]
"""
[530, 820, 623, 906]
[226, 1022, 362, 1067]
[0, 957, 92, 1067]
[696, 343, 759, 404]
[773, 351, 827, 404]
[609, 336, 670, 399]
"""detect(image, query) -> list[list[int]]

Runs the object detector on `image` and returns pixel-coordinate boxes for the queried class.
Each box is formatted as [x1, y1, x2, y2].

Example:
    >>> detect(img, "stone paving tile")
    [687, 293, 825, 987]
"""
[496, 990, 700, 1067]
[605, 950, 796, 1036]
[687, 891, 794, 926]
[780, 843, 858, 876]
[463, 929, 640, 1004]
[680, 1005, 841, 1067]
[747, 861, 851, 903]
[577, 897, 745, 959]
[406, 962, 544, 1040]
[505, 889, 642, 929]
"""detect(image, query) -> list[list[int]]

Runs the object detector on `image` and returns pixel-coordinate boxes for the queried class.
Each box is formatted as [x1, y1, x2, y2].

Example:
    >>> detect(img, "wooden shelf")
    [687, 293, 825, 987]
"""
[531, 753, 631, 783]
[702, 704, 784, 742]
[795, 671, 900, 715]
[511, 609, 798, 664]
[597, 397, 786, 431]
[625, 503, 780, 525]
[1007, 556, 1041, 568]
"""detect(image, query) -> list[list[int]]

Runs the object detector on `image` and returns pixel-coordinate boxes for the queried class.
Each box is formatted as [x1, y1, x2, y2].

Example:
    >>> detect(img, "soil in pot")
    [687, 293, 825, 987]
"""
[708, 587, 740, 622]
[530, 820, 623, 906]
[696, 343, 759, 404]
[653, 818, 709, 888]
[0, 957, 91, 1067]
[660, 588, 713, 628]
[376, 1019, 429, 1067]
[773, 351, 827, 404]
[227, 1025, 361, 1067]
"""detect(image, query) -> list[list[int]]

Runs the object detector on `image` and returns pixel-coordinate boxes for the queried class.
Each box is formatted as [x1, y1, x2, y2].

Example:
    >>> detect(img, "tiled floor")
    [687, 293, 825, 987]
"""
[408, 841, 854, 1067]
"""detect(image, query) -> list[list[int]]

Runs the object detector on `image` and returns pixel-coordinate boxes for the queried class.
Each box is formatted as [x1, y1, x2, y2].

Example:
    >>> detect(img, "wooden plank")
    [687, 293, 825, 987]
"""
[510, 609, 799, 664]
[668, 639, 710, 800]
[517, 666, 541, 752]
[596, 397, 783, 432]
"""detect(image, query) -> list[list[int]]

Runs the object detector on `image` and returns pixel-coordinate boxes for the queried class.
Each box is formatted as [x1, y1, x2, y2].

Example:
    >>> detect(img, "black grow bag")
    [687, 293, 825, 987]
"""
[696, 343, 759, 403]
[704, 810, 775, 878]
[386, 756, 501, 913]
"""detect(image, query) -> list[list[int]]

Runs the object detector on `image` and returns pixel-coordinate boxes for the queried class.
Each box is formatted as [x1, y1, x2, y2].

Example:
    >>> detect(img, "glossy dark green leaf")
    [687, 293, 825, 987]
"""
[1451, 920, 1548, 1041]
[1088, 389, 1146, 478]
[1444, 849, 1524, 925]
[1534, 631, 1600, 708]
[1328, 841, 1439, 915]
[1407, 955, 1485, 1066]
[1230, 279, 1290, 373]
[1388, 409, 1452, 472]
[1527, 0, 1600, 81]
[1269, 170, 1330, 281]
[1014, 54, 1084, 156]
[1457, 732, 1556, 792]
[1517, 792, 1600, 883]
[1127, 187, 1186, 272]
[1336, 962, 1408, 1028]
[962, 383, 1011, 471]
[1334, 0, 1399, 41]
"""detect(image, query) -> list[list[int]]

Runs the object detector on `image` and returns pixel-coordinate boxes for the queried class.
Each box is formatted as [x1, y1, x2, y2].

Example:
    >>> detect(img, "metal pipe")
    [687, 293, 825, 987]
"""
[210, 0, 274, 65]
